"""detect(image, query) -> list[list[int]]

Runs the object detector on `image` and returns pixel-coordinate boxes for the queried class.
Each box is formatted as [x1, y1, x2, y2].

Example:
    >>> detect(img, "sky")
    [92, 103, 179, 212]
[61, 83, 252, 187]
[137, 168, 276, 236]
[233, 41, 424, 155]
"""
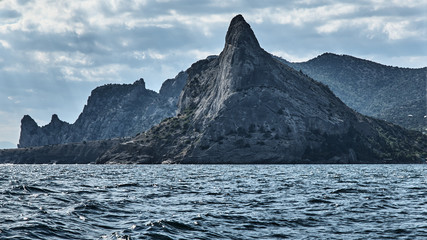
[0, 0, 426, 148]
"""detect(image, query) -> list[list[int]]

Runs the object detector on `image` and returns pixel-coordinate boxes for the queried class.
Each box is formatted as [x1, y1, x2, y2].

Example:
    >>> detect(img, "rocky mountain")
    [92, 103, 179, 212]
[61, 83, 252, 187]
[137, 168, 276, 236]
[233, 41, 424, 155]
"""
[97, 15, 426, 164]
[18, 72, 187, 148]
[277, 54, 426, 132]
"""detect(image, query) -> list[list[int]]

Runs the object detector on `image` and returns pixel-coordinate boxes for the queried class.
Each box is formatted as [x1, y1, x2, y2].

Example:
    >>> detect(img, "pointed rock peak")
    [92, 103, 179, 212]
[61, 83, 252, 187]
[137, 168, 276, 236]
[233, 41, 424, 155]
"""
[133, 78, 146, 89]
[225, 14, 260, 49]
[22, 115, 36, 124]
[21, 115, 39, 129]
[51, 114, 60, 122]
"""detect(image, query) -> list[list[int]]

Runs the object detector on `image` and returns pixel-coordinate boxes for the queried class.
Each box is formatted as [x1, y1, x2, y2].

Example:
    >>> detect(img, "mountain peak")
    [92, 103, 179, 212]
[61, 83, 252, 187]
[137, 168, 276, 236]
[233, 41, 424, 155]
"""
[133, 78, 146, 89]
[21, 115, 38, 130]
[225, 14, 260, 49]
[51, 114, 60, 122]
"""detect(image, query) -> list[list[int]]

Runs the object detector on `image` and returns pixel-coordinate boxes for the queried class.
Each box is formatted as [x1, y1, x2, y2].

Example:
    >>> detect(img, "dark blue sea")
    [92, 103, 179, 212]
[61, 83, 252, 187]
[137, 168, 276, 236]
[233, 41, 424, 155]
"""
[0, 164, 426, 239]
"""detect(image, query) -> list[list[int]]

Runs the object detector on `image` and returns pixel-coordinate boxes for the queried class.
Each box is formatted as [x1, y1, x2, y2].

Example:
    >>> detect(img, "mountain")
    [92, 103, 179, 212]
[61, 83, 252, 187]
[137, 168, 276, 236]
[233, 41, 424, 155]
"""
[277, 54, 427, 133]
[18, 72, 187, 148]
[97, 15, 426, 164]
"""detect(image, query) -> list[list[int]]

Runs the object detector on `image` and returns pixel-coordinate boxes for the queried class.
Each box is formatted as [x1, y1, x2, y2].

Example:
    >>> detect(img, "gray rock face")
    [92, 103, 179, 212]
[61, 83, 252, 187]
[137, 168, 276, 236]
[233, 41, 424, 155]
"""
[18, 74, 187, 148]
[18, 114, 71, 148]
[98, 15, 426, 164]
[278, 54, 427, 132]
[159, 71, 188, 104]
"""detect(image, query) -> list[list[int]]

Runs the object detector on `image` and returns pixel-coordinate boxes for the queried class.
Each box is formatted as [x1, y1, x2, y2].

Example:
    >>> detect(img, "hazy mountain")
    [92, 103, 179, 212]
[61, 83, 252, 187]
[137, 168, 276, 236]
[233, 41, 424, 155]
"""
[0, 141, 16, 149]
[18, 73, 187, 148]
[277, 54, 426, 133]
[98, 15, 426, 164]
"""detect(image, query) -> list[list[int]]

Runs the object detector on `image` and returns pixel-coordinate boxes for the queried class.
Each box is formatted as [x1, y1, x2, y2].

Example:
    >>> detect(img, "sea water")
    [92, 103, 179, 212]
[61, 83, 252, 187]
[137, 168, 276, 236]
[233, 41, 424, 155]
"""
[0, 164, 426, 239]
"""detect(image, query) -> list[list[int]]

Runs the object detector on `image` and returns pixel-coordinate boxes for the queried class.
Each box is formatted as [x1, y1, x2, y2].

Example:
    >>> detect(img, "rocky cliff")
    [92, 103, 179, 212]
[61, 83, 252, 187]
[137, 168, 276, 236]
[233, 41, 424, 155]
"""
[18, 73, 187, 148]
[18, 114, 72, 148]
[278, 54, 427, 133]
[97, 15, 426, 164]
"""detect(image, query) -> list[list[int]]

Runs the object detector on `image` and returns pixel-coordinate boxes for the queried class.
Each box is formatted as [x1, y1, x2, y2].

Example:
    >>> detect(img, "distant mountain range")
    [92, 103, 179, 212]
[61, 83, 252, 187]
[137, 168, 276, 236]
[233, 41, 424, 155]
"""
[277, 54, 426, 133]
[2, 15, 425, 164]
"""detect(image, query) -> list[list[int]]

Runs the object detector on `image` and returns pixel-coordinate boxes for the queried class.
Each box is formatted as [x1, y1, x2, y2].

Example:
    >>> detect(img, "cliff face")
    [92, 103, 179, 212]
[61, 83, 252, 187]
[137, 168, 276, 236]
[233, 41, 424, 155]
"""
[279, 54, 427, 133]
[18, 114, 71, 148]
[18, 74, 187, 148]
[98, 15, 426, 164]
[159, 71, 188, 106]
[70, 78, 169, 142]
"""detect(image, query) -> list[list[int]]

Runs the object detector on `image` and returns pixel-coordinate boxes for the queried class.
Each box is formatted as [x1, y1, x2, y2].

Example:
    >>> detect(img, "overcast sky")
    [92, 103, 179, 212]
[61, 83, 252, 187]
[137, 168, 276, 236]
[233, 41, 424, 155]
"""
[0, 0, 426, 148]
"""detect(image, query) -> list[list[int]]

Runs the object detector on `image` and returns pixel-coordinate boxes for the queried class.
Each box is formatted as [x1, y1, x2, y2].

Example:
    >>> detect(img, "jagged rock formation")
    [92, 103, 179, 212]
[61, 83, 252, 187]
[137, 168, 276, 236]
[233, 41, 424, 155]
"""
[98, 15, 426, 164]
[18, 114, 72, 148]
[277, 54, 427, 132]
[18, 73, 187, 148]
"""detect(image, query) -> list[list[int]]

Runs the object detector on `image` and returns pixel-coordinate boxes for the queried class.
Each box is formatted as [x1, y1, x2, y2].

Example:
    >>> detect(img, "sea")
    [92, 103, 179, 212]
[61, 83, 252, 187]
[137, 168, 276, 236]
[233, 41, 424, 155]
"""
[0, 164, 426, 239]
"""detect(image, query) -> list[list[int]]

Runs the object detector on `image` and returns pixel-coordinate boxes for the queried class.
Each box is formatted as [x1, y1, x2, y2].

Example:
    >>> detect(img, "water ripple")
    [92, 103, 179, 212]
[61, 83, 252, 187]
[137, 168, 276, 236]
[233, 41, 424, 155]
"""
[0, 164, 426, 239]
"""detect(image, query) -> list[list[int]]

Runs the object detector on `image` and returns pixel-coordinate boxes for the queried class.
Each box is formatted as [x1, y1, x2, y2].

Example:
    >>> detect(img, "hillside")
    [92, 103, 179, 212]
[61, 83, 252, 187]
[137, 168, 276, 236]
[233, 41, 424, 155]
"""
[278, 54, 426, 132]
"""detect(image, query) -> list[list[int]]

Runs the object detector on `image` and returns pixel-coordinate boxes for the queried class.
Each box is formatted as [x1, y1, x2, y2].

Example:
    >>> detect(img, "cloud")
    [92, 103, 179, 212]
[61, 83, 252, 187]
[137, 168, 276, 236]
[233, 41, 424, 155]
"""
[256, 3, 359, 26]
[315, 16, 423, 41]
[0, 9, 21, 19]
[0, 39, 11, 48]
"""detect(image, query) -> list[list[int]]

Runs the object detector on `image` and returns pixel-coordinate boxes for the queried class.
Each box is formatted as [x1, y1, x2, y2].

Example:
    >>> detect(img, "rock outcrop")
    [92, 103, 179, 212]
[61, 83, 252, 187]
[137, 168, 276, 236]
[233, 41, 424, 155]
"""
[97, 15, 426, 164]
[278, 54, 427, 133]
[18, 74, 187, 148]
[2, 138, 126, 164]
[18, 114, 71, 148]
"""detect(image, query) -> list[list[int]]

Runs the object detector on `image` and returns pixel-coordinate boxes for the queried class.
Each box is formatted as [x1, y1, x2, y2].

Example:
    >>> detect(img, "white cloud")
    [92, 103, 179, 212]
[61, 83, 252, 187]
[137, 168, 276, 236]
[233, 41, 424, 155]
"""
[271, 50, 316, 63]
[187, 49, 218, 60]
[0, 39, 11, 48]
[147, 50, 166, 60]
[34, 51, 50, 64]
[255, 3, 359, 26]
[315, 16, 423, 41]
[382, 21, 416, 40]
[7, 96, 20, 104]
[316, 20, 343, 34]
[53, 52, 93, 66]
[61, 64, 126, 82]
[373, 0, 424, 9]
[133, 51, 146, 60]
